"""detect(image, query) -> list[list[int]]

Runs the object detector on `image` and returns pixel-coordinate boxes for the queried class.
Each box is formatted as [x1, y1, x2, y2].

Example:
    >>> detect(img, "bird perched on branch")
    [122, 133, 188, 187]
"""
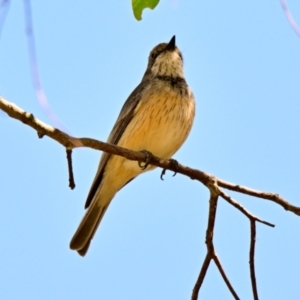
[70, 36, 195, 256]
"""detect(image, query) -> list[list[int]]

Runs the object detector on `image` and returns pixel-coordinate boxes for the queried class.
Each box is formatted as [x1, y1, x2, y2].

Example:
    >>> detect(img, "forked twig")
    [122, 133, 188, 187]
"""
[192, 181, 240, 300]
[219, 190, 275, 228]
[219, 190, 274, 299]
[213, 254, 240, 300]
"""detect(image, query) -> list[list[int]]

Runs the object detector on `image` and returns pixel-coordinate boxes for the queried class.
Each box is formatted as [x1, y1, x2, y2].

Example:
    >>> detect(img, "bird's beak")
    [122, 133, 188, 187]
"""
[165, 35, 176, 51]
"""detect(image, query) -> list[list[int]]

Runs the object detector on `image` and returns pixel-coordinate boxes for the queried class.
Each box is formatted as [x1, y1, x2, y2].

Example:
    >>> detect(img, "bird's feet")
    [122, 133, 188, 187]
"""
[160, 158, 179, 180]
[138, 150, 154, 170]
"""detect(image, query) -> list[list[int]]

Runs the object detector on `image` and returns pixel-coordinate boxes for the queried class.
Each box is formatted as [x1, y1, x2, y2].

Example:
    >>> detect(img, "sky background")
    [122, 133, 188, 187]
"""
[1, 1, 300, 299]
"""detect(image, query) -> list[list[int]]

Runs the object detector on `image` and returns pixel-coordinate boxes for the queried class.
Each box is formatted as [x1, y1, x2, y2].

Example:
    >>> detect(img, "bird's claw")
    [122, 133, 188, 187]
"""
[138, 150, 153, 170]
[160, 168, 166, 180]
[160, 158, 179, 180]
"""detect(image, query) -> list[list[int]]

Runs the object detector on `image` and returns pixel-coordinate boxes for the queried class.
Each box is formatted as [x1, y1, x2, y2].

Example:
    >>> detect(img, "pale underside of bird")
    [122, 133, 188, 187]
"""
[70, 36, 196, 256]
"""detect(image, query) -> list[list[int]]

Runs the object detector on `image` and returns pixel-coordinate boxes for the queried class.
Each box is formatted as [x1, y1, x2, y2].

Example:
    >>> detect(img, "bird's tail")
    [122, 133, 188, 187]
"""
[70, 197, 111, 256]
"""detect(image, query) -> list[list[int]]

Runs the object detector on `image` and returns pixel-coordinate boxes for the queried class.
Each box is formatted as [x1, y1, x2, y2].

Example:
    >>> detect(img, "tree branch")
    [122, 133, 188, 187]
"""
[249, 220, 259, 300]
[66, 149, 75, 189]
[1, 95, 299, 300]
[219, 190, 275, 228]
[1, 96, 298, 215]
[192, 180, 240, 300]
[217, 179, 300, 216]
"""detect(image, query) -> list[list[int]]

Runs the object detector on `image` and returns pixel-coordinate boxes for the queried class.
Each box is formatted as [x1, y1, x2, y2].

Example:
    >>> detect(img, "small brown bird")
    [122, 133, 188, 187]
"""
[70, 36, 195, 256]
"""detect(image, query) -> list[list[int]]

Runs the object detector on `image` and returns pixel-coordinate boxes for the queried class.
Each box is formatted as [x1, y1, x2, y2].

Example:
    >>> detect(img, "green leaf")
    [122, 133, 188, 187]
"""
[132, 0, 160, 21]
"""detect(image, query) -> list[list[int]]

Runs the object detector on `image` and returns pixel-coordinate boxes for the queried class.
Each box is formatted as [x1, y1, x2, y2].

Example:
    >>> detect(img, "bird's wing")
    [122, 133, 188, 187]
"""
[84, 80, 149, 208]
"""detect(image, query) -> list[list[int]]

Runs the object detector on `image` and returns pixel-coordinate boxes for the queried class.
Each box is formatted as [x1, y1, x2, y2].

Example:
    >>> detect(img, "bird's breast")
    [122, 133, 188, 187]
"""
[118, 81, 195, 160]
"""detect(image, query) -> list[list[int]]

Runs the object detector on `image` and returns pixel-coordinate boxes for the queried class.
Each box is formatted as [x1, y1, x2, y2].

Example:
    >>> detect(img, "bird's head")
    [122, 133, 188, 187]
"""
[143, 36, 184, 79]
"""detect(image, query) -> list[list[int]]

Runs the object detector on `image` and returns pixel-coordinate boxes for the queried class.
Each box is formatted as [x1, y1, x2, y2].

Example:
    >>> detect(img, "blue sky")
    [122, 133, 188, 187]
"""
[1, 1, 300, 299]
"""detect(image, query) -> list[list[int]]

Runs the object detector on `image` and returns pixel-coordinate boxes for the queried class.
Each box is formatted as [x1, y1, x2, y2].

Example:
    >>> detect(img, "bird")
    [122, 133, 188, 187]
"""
[70, 36, 196, 256]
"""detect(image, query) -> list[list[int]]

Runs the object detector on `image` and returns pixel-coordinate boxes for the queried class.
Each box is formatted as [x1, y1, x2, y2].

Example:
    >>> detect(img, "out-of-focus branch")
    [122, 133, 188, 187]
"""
[0, 0, 10, 42]
[23, 0, 67, 131]
[280, 0, 300, 39]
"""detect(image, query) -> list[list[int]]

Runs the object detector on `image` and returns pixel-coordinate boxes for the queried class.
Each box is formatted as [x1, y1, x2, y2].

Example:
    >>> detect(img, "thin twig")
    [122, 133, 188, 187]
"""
[219, 190, 275, 228]
[213, 255, 240, 300]
[280, 0, 300, 39]
[22, 0, 67, 131]
[220, 190, 272, 300]
[191, 253, 211, 300]
[191, 188, 218, 300]
[217, 179, 300, 216]
[249, 220, 259, 300]
[66, 149, 75, 189]
[0, 0, 10, 42]
[192, 181, 240, 299]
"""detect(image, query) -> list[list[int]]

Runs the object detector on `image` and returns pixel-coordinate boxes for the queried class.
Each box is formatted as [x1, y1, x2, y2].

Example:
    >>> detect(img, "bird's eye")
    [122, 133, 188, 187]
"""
[150, 52, 159, 62]
[178, 52, 183, 61]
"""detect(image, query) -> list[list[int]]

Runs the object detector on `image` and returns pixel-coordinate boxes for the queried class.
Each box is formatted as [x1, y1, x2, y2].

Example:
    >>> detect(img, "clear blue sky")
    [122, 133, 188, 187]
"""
[1, 1, 300, 299]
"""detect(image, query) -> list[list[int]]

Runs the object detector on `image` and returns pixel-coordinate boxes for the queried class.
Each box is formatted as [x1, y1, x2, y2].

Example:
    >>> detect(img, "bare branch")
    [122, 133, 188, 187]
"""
[280, 0, 300, 39]
[219, 190, 266, 299]
[0, 0, 10, 42]
[1, 96, 298, 216]
[213, 255, 240, 300]
[217, 179, 300, 216]
[191, 253, 211, 300]
[219, 190, 273, 299]
[23, 0, 67, 131]
[192, 180, 240, 299]
[219, 190, 275, 228]
[249, 220, 259, 300]
[191, 185, 218, 300]
[0, 95, 299, 300]
[66, 149, 75, 189]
